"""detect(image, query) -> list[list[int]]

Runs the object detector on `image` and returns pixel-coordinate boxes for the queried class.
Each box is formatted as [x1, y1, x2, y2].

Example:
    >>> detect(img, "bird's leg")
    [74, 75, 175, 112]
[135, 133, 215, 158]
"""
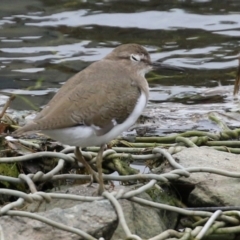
[96, 144, 105, 195]
[74, 147, 98, 185]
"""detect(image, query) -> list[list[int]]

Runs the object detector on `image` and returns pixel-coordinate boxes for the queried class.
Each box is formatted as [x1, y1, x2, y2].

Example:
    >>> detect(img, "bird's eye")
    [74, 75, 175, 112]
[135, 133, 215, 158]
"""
[130, 54, 140, 62]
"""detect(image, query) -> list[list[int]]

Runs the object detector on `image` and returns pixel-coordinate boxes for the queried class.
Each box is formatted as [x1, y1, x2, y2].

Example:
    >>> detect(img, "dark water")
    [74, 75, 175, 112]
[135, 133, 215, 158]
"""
[0, 0, 240, 129]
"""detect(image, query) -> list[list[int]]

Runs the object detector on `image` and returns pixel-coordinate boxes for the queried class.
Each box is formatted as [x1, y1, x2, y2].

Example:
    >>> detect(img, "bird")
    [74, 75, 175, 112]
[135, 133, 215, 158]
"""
[15, 43, 182, 195]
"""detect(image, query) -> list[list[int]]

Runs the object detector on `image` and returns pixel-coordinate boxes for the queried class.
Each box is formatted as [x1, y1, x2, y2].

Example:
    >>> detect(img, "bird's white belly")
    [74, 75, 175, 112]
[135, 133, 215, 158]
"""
[42, 92, 147, 147]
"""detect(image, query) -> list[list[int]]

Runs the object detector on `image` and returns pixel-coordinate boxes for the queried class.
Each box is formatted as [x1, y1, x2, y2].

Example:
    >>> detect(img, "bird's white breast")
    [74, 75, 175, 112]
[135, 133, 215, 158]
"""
[42, 91, 147, 147]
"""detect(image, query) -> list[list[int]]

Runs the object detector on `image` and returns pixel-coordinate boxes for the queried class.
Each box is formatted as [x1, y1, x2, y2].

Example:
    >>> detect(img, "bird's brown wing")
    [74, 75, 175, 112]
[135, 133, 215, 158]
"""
[15, 60, 141, 135]
[34, 68, 87, 121]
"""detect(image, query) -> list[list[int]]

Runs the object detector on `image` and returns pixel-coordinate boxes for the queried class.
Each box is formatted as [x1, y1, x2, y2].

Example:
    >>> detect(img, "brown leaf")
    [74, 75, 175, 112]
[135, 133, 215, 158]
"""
[0, 123, 8, 134]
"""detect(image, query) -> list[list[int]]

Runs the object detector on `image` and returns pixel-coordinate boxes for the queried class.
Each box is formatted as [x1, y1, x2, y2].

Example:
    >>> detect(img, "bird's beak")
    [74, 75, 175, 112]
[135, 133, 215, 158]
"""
[151, 61, 184, 71]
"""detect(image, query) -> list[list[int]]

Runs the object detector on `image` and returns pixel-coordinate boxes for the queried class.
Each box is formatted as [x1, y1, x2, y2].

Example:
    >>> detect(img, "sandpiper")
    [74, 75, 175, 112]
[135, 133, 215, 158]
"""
[15, 43, 182, 195]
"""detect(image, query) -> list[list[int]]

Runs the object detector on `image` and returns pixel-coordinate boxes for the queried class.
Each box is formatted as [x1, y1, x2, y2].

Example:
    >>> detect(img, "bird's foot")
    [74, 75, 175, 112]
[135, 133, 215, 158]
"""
[91, 181, 114, 196]
[106, 181, 115, 192]
[86, 169, 98, 187]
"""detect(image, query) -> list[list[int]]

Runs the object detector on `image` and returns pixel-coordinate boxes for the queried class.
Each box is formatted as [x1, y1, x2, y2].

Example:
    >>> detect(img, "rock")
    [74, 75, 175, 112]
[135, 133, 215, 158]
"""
[0, 185, 117, 240]
[0, 200, 117, 240]
[167, 147, 240, 206]
[111, 187, 178, 239]
[0, 184, 178, 240]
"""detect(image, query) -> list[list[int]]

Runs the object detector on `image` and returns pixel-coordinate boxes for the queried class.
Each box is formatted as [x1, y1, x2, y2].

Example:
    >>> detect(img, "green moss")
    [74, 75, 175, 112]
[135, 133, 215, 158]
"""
[0, 163, 25, 192]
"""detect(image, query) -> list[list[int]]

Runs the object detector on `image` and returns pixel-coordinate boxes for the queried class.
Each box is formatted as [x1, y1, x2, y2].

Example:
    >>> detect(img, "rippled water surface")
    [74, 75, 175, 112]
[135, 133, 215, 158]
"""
[0, 0, 240, 131]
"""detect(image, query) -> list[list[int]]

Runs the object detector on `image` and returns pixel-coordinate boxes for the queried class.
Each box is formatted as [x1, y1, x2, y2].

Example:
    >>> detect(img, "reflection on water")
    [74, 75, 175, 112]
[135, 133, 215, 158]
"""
[0, 0, 239, 129]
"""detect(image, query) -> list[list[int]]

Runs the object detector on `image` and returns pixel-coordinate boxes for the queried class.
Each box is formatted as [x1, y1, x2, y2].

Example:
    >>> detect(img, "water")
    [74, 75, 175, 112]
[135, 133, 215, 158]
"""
[0, 0, 240, 131]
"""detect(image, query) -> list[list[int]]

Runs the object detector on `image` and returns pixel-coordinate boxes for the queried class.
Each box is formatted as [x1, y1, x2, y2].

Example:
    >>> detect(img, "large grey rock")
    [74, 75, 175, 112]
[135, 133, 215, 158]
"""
[0, 184, 178, 240]
[168, 147, 240, 206]
[111, 189, 178, 240]
[0, 200, 117, 240]
[0, 185, 117, 240]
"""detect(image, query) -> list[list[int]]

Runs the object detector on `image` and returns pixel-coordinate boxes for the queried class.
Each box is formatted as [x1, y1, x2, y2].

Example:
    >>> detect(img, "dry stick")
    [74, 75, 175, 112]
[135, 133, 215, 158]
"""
[233, 56, 240, 96]
[0, 95, 15, 119]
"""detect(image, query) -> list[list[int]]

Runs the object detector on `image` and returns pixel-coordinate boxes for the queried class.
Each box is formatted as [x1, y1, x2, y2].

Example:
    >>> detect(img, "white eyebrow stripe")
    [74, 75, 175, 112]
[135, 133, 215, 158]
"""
[131, 54, 141, 61]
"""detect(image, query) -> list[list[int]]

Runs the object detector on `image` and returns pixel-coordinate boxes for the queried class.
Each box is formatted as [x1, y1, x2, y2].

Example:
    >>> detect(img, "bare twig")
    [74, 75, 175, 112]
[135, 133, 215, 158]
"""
[0, 95, 15, 119]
